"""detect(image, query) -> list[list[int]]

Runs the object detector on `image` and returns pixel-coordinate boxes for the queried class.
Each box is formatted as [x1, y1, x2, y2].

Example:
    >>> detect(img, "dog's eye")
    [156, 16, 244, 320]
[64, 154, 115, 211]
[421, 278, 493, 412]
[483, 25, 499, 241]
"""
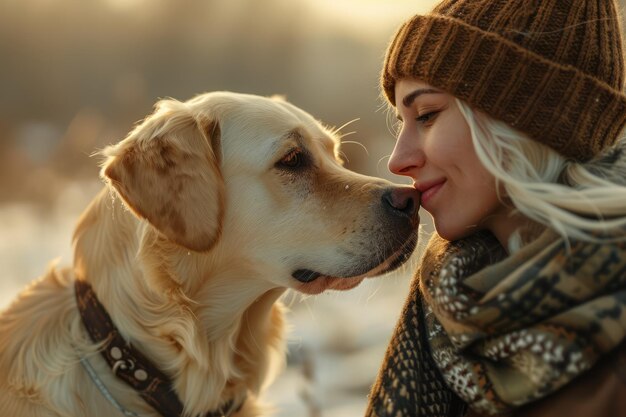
[277, 149, 304, 169]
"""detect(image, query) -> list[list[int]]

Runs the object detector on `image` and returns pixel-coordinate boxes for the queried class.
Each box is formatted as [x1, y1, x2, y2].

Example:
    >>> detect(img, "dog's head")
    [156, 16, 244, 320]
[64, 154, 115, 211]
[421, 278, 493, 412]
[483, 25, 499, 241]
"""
[102, 92, 419, 295]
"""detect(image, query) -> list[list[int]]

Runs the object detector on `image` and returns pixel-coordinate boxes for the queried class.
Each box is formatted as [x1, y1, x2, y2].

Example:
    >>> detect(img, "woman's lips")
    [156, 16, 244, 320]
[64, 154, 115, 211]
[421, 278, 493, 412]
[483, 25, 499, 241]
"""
[420, 181, 445, 206]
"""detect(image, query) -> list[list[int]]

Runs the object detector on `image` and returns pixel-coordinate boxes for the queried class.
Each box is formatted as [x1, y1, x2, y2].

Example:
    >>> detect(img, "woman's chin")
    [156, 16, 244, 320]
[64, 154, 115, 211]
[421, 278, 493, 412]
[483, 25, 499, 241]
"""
[433, 221, 477, 241]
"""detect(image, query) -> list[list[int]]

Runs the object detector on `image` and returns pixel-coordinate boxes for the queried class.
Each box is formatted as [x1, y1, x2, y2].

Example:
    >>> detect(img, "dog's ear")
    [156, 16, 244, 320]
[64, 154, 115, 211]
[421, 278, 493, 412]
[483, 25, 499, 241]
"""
[101, 99, 224, 252]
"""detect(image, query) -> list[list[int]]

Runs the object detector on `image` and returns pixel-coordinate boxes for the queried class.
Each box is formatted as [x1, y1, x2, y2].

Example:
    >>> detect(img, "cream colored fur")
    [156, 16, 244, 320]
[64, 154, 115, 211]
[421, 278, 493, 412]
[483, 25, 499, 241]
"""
[0, 92, 418, 417]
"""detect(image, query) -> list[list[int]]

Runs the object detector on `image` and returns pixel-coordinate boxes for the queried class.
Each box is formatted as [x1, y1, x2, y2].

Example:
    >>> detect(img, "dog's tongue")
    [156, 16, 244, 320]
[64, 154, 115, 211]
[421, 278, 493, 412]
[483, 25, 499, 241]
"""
[297, 275, 365, 295]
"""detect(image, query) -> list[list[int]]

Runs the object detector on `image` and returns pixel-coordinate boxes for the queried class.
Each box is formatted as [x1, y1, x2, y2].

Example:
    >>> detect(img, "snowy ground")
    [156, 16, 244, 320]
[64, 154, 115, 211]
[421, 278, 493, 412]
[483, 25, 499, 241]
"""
[0, 180, 420, 417]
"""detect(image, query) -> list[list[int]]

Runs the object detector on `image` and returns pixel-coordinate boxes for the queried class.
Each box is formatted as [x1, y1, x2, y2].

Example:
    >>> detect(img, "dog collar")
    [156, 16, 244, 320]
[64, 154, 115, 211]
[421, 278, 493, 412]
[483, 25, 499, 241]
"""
[74, 280, 242, 417]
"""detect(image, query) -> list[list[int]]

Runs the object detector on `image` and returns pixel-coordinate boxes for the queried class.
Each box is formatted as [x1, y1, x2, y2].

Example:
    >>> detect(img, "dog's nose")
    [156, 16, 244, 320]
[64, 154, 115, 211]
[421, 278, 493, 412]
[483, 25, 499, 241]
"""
[382, 187, 421, 219]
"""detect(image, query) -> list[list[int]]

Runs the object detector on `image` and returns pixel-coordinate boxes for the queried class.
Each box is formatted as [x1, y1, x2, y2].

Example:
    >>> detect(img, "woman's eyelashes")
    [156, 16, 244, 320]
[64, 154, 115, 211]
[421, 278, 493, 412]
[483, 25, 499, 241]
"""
[416, 110, 439, 125]
[394, 105, 442, 136]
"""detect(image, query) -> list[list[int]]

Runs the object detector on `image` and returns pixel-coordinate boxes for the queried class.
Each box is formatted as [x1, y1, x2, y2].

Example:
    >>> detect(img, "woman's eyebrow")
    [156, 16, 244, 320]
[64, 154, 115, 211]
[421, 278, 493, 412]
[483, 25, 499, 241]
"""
[402, 88, 443, 108]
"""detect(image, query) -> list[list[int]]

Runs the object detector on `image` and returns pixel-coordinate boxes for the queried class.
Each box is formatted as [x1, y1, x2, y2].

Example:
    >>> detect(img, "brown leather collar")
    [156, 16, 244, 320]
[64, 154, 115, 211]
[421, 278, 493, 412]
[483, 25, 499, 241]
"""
[75, 279, 241, 417]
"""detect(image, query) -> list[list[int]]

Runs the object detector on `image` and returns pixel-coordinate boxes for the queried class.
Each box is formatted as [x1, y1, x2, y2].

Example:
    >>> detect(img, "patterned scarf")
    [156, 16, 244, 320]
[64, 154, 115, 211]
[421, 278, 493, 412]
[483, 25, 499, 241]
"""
[366, 229, 626, 417]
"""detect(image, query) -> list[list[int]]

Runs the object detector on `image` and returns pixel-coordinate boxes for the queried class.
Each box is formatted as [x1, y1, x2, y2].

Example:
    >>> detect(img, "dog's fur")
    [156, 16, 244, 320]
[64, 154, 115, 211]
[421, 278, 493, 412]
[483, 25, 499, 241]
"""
[0, 92, 419, 417]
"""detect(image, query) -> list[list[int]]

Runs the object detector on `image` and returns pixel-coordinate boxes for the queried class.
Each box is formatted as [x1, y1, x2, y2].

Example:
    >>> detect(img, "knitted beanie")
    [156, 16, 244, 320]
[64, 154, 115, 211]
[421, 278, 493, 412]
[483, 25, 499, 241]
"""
[382, 0, 626, 161]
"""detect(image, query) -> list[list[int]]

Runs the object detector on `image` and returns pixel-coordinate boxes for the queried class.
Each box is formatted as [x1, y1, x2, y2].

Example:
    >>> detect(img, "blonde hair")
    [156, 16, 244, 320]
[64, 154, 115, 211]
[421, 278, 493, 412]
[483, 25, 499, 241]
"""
[456, 99, 626, 251]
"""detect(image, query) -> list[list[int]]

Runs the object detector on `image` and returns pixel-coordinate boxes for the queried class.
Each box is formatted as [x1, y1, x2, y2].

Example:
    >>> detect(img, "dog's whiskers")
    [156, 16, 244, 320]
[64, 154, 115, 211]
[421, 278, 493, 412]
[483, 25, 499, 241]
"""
[341, 139, 370, 158]
[329, 118, 360, 137]
[377, 154, 392, 176]
[336, 131, 357, 140]
[282, 289, 299, 309]
[367, 282, 383, 303]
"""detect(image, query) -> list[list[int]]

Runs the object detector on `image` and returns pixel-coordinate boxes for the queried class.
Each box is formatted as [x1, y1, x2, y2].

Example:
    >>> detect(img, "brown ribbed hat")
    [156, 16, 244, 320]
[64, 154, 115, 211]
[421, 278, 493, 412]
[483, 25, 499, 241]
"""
[382, 0, 626, 161]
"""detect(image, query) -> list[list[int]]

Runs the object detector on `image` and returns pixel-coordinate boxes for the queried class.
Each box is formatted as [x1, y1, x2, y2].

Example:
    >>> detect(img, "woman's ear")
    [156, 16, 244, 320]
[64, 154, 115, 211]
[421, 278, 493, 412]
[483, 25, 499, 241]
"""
[101, 99, 224, 252]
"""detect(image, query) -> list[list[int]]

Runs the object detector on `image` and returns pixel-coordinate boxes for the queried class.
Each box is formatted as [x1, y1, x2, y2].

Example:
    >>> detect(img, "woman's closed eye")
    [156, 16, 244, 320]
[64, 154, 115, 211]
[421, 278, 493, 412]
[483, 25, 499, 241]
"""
[416, 111, 439, 125]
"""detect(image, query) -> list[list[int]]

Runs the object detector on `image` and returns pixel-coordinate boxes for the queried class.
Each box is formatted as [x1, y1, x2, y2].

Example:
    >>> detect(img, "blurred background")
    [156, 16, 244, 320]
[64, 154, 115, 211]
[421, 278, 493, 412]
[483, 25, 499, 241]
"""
[1, 0, 625, 416]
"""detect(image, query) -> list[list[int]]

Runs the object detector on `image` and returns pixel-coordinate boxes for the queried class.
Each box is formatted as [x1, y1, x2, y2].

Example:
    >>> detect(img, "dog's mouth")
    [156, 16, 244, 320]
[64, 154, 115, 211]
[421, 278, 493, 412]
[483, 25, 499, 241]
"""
[291, 234, 417, 295]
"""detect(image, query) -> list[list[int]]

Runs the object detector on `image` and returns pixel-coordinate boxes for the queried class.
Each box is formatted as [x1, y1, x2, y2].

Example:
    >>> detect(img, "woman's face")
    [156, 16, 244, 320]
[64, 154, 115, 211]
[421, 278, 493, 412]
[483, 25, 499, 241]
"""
[389, 78, 514, 243]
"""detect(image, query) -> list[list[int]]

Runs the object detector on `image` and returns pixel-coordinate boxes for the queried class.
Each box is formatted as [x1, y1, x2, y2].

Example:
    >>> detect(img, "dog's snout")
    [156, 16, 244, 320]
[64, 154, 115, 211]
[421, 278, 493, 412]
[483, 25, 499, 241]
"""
[382, 187, 420, 219]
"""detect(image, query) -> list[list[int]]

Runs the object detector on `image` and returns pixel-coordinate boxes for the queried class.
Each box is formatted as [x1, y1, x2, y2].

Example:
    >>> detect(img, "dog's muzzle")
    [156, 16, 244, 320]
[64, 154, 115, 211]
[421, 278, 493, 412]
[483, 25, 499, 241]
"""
[291, 186, 420, 283]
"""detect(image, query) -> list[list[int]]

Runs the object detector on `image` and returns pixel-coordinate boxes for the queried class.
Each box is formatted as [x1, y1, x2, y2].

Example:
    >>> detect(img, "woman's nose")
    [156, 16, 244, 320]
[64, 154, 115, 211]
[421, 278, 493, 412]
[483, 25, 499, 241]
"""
[388, 128, 424, 177]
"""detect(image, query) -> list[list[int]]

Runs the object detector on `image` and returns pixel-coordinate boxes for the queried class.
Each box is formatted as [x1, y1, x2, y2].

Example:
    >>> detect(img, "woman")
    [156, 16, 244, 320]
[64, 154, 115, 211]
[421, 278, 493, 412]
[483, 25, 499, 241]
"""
[366, 0, 626, 416]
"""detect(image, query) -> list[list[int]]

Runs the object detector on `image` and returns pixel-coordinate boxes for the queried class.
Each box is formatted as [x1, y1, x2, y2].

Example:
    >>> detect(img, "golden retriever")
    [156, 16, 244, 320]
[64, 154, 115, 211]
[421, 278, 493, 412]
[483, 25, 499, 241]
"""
[0, 92, 419, 417]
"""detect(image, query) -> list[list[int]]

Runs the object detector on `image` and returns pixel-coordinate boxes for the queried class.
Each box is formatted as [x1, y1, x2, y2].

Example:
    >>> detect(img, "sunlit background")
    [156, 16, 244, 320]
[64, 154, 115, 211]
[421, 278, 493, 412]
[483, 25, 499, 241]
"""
[0, 0, 438, 206]
[2, 1, 625, 416]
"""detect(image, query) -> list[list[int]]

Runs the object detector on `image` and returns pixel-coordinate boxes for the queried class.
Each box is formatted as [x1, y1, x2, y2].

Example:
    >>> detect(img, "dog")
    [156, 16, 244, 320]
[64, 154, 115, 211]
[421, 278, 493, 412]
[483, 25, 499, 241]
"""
[0, 92, 420, 417]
